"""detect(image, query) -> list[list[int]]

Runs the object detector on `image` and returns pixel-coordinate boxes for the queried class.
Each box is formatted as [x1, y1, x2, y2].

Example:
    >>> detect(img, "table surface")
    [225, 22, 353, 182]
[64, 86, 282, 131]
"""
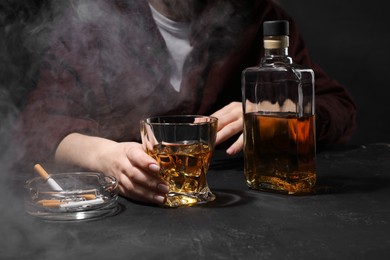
[1, 143, 390, 259]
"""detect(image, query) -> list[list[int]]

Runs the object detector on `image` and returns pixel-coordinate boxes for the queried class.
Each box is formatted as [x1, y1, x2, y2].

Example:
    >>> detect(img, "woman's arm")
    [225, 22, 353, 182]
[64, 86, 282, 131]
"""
[55, 133, 169, 204]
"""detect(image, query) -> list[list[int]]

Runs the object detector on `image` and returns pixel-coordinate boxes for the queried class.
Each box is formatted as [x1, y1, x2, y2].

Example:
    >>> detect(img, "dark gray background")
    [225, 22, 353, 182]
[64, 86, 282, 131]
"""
[279, 0, 390, 145]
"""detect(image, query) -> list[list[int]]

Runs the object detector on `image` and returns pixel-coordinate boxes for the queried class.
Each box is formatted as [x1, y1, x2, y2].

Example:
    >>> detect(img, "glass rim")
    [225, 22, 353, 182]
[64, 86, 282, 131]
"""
[141, 115, 218, 125]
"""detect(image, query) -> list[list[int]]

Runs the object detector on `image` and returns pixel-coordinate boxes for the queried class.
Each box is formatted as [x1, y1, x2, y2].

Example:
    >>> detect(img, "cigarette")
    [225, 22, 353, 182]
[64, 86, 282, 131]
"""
[59, 198, 105, 209]
[34, 164, 63, 191]
[82, 194, 97, 200]
[37, 194, 100, 208]
[37, 199, 63, 207]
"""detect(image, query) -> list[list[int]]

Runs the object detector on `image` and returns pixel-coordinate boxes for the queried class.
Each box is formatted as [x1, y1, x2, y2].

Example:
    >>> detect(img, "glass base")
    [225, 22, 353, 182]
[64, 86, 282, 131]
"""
[25, 199, 120, 221]
[164, 189, 216, 207]
[246, 177, 315, 195]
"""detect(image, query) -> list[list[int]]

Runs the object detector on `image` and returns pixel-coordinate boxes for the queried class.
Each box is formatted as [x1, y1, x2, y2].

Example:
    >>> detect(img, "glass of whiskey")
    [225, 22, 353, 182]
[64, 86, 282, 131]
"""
[140, 115, 218, 207]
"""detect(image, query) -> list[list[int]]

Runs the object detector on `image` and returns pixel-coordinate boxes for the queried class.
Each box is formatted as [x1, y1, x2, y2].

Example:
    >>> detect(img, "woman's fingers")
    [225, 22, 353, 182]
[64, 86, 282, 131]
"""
[211, 102, 244, 153]
[211, 102, 242, 130]
[98, 142, 168, 205]
[226, 133, 243, 156]
[215, 117, 243, 145]
[118, 173, 168, 204]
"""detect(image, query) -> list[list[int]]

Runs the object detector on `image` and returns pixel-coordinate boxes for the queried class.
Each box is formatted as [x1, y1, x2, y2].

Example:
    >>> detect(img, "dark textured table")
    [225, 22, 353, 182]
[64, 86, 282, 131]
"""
[1, 143, 390, 259]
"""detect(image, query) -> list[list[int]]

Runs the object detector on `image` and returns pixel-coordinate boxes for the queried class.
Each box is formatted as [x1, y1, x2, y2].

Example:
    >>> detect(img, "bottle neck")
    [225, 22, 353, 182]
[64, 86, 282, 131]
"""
[262, 35, 291, 63]
[264, 47, 288, 57]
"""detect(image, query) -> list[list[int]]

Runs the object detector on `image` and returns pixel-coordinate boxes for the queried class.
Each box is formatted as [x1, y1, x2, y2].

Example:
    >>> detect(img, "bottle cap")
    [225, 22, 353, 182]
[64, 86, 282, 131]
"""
[263, 20, 289, 36]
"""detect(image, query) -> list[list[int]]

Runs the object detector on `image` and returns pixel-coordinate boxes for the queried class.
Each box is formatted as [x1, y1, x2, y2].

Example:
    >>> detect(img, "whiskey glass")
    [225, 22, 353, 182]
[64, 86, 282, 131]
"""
[140, 115, 218, 207]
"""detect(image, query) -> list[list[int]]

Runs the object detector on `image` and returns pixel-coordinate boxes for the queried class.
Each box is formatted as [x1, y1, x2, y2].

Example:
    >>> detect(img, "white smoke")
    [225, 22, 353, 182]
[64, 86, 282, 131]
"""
[0, 1, 251, 257]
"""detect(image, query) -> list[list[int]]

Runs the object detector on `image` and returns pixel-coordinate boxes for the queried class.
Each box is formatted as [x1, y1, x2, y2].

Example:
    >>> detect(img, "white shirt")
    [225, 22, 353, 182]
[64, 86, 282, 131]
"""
[149, 4, 193, 92]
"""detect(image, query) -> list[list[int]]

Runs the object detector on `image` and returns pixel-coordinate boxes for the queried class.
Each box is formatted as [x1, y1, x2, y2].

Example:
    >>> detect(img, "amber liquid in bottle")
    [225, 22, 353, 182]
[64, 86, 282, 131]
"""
[243, 112, 316, 194]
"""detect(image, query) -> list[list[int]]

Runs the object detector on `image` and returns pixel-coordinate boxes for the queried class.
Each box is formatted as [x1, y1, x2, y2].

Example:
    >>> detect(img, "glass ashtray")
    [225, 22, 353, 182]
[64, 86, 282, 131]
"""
[24, 172, 120, 221]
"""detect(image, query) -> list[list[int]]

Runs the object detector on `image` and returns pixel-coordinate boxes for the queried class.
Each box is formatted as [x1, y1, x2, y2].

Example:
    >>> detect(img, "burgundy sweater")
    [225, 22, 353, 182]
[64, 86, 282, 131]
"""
[14, 0, 356, 164]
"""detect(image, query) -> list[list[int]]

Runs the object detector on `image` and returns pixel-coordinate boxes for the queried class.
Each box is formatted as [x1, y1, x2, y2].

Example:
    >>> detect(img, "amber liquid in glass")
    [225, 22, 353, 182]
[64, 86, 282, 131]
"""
[148, 142, 215, 207]
[243, 112, 316, 194]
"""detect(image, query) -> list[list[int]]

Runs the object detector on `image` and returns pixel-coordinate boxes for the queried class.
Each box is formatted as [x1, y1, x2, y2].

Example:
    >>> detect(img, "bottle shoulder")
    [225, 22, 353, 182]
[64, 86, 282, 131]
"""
[242, 60, 314, 84]
[243, 57, 313, 75]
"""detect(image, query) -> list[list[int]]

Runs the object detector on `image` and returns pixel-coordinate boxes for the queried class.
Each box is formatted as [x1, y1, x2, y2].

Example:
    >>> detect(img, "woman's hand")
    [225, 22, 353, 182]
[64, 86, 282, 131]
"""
[55, 133, 169, 205]
[211, 102, 244, 155]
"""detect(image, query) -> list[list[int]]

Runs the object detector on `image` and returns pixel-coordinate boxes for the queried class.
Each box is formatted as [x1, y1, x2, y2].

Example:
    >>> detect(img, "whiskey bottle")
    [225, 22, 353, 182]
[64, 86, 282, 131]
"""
[241, 20, 316, 194]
